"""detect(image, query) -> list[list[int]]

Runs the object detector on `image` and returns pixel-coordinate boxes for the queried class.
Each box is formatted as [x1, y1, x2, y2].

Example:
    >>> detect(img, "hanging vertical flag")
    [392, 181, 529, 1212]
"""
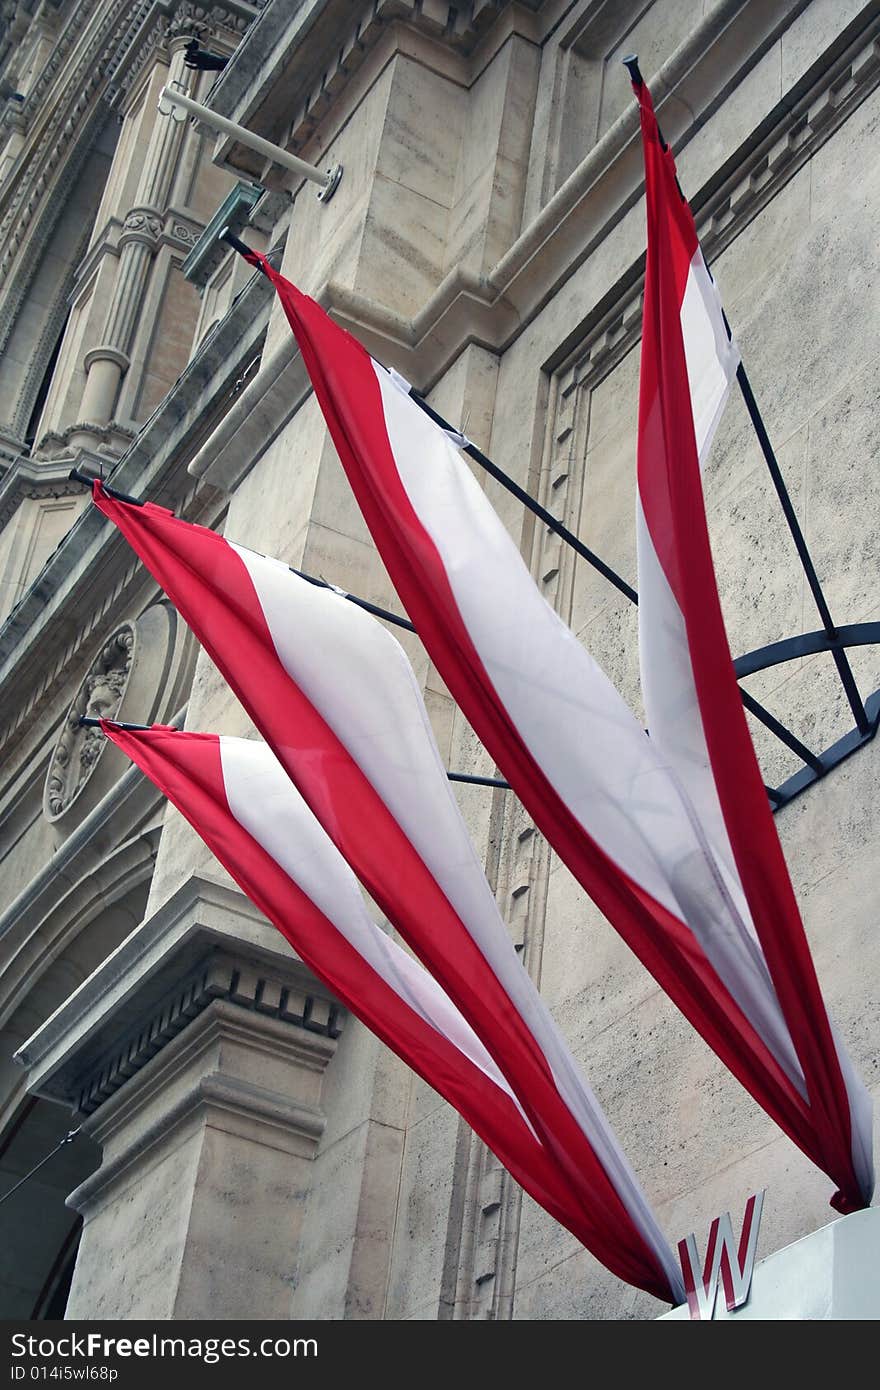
[631, 74, 871, 1211]
[91, 483, 683, 1304]
[100, 721, 613, 1264]
[244, 240, 871, 1210]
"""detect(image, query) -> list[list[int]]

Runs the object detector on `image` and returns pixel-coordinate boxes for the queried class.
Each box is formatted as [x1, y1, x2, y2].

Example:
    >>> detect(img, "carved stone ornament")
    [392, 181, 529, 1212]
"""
[120, 208, 163, 246]
[44, 624, 135, 820]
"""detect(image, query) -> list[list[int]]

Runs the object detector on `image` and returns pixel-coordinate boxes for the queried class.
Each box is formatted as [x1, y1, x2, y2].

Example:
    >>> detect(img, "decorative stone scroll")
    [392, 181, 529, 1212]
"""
[43, 601, 192, 831]
[44, 624, 134, 820]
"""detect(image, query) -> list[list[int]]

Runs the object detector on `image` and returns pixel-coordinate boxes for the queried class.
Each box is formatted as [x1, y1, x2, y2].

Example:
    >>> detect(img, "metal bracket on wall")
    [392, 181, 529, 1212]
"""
[157, 84, 342, 204]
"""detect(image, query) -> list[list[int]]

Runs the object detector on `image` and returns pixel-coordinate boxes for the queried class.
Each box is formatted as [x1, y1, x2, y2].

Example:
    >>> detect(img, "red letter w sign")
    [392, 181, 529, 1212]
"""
[678, 1192, 764, 1319]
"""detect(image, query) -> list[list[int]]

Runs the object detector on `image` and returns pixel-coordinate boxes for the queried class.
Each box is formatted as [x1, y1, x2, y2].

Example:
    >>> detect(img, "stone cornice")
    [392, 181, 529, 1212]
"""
[0, 453, 91, 532]
[208, 1, 543, 126]
[205, 0, 545, 182]
[15, 872, 340, 1105]
[319, 0, 880, 387]
[72, 955, 341, 1119]
[66, 1002, 335, 1214]
[191, 0, 880, 498]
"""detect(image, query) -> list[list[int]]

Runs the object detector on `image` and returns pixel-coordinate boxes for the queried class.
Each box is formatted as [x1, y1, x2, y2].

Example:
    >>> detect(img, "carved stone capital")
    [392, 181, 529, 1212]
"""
[118, 206, 163, 250]
[82, 346, 131, 375]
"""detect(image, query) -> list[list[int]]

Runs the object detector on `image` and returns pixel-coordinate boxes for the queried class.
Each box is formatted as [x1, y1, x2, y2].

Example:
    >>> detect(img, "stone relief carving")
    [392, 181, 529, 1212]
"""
[169, 221, 200, 247]
[122, 208, 163, 240]
[166, 3, 257, 42]
[40, 601, 192, 834]
[44, 625, 135, 819]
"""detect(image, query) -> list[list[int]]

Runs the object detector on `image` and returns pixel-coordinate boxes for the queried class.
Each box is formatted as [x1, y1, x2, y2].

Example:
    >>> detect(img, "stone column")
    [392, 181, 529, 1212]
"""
[70, 39, 191, 451]
[14, 878, 343, 1320]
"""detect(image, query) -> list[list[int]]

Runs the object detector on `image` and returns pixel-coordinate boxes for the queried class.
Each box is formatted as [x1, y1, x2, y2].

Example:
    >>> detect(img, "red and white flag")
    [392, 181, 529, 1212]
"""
[249, 230, 871, 1209]
[92, 483, 683, 1303]
[632, 77, 871, 1211]
[101, 722, 613, 1265]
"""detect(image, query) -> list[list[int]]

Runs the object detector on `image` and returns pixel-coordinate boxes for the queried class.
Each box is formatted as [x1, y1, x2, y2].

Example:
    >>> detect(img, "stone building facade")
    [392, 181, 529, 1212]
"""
[0, 0, 878, 1320]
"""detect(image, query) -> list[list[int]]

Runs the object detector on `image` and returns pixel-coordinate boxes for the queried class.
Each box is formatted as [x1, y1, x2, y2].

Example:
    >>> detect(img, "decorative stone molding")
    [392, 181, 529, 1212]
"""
[209, 0, 537, 149]
[66, 1002, 336, 1212]
[42, 599, 190, 831]
[74, 949, 342, 1117]
[35, 420, 135, 457]
[119, 206, 163, 248]
[0, 759, 163, 1041]
[15, 874, 343, 1121]
[0, 457, 88, 534]
[0, 98, 112, 361]
[165, 214, 202, 249]
[0, 0, 119, 274]
[7, 220, 91, 443]
[1, 97, 27, 135]
[43, 624, 135, 820]
[166, 1, 258, 44]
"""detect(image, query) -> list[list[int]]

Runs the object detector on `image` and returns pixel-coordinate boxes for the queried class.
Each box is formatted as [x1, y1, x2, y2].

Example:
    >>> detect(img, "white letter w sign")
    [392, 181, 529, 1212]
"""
[678, 1192, 765, 1319]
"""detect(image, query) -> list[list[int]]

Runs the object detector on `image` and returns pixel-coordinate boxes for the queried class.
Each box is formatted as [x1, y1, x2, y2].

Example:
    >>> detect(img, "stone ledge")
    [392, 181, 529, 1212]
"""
[14, 873, 341, 1108]
[65, 1000, 335, 1216]
[74, 948, 342, 1117]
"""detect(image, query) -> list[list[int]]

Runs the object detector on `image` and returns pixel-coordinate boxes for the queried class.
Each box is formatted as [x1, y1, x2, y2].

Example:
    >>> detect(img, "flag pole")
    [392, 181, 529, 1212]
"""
[157, 86, 343, 204]
[78, 718, 511, 789]
[67, 467, 417, 632]
[730, 348, 869, 734]
[219, 231, 638, 607]
[69, 466, 804, 799]
[624, 55, 870, 736]
[216, 237, 828, 785]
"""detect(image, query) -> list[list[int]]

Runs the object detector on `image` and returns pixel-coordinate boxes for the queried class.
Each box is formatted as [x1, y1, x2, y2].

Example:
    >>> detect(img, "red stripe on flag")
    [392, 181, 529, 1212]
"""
[102, 723, 590, 1250]
[633, 79, 865, 1211]
[92, 485, 676, 1301]
[249, 254, 816, 1158]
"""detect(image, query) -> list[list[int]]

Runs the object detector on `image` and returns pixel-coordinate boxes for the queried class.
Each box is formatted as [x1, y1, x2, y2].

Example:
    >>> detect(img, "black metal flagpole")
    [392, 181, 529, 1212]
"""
[731, 352, 869, 734]
[219, 232, 828, 784]
[70, 472, 794, 801]
[624, 54, 870, 737]
[68, 467, 417, 632]
[219, 230, 639, 607]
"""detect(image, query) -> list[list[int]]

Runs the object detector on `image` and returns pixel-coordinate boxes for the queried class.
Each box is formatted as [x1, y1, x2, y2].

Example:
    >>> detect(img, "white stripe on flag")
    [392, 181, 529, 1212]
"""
[227, 540, 681, 1294]
[218, 734, 531, 1119]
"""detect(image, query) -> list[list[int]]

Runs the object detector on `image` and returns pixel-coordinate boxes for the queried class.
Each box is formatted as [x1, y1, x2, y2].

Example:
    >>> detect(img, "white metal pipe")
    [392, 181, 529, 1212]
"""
[158, 85, 332, 189]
